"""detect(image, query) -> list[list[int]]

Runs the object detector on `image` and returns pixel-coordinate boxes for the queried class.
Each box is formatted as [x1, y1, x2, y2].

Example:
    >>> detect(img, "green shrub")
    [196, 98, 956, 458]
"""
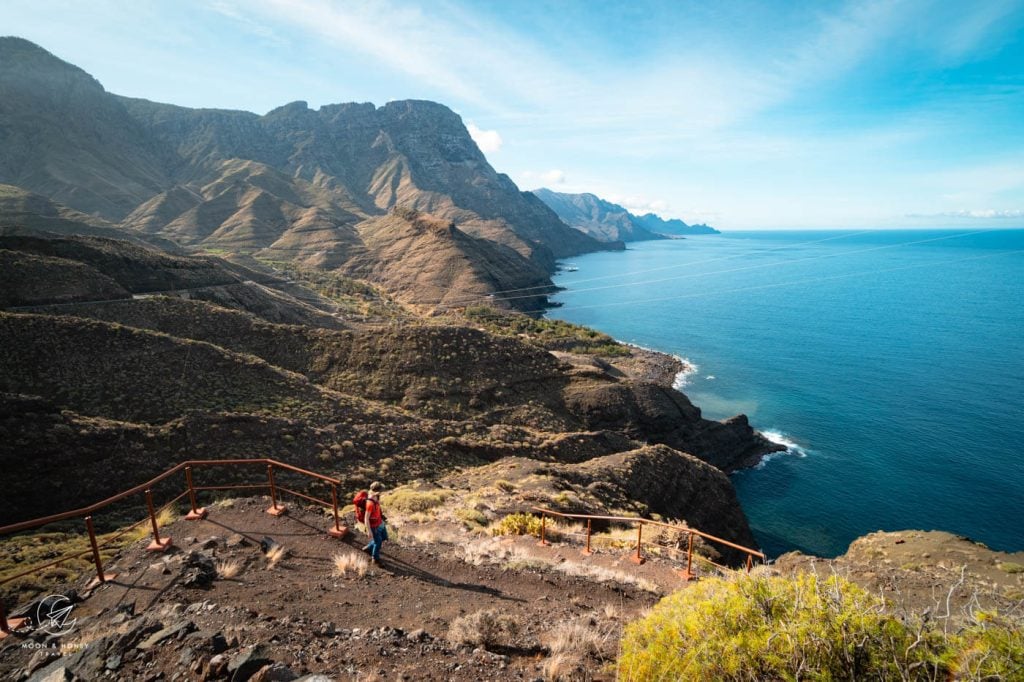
[944, 612, 1024, 679]
[622, 574, 919, 681]
[618, 574, 1024, 681]
[494, 479, 516, 493]
[383, 489, 451, 514]
[491, 512, 554, 539]
[456, 507, 488, 527]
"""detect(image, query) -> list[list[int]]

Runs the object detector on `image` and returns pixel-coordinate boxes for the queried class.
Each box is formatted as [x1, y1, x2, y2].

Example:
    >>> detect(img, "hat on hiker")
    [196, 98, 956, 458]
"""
[369, 481, 384, 493]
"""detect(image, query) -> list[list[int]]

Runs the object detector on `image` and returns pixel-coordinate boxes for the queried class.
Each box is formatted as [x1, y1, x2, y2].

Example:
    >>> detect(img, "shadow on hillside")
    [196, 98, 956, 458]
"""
[378, 553, 525, 603]
[194, 512, 524, 602]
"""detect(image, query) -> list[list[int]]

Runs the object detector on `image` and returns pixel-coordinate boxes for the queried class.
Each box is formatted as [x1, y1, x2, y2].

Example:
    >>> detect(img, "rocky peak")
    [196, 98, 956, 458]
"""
[0, 36, 103, 96]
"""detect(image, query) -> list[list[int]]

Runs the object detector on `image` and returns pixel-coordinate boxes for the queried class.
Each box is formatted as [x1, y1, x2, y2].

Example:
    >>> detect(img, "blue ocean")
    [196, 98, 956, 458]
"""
[548, 230, 1024, 558]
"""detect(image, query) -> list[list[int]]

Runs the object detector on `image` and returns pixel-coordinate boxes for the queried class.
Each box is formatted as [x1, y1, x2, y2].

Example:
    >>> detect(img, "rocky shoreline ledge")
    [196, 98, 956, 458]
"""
[577, 339, 785, 471]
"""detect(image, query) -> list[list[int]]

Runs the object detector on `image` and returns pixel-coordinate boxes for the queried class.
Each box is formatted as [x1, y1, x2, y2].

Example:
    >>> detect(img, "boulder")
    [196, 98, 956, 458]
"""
[181, 551, 217, 588]
[228, 644, 272, 682]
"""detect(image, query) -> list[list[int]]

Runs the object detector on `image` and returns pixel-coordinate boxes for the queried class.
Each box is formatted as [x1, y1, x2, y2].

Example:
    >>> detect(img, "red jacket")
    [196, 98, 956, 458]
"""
[365, 497, 384, 529]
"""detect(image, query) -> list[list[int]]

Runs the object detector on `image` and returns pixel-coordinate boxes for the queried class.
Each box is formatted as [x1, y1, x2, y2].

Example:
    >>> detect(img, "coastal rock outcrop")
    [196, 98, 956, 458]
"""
[562, 380, 782, 471]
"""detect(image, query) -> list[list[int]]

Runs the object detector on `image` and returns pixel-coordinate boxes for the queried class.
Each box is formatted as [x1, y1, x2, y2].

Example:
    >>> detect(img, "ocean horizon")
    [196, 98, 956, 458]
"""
[548, 229, 1024, 558]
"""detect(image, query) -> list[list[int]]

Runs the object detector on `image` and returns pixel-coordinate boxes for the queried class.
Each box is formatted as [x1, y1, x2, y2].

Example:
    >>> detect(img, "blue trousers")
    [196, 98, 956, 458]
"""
[363, 523, 387, 560]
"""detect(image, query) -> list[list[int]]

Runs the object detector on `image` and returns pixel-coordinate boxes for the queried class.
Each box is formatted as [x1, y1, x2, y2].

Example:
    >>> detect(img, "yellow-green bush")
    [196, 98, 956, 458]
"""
[456, 507, 488, 527]
[491, 512, 553, 539]
[619, 574, 1024, 681]
[382, 489, 451, 514]
[944, 612, 1024, 679]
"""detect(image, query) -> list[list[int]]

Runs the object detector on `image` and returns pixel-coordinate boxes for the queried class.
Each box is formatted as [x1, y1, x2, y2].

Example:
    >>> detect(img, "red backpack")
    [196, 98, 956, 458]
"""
[353, 490, 369, 523]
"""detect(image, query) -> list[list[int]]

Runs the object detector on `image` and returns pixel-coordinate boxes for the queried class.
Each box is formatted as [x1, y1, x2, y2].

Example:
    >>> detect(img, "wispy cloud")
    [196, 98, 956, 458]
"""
[604, 194, 669, 216]
[518, 169, 568, 187]
[242, 0, 577, 110]
[9, 0, 1020, 228]
[206, 0, 287, 46]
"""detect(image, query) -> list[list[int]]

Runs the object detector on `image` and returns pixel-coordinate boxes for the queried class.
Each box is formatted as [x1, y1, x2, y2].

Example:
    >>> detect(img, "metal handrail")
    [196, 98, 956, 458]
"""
[0, 458, 350, 637]
[530, 506, 765, 579]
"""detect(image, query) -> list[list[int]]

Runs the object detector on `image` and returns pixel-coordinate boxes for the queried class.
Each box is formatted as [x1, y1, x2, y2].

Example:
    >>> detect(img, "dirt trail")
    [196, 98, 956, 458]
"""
[1, 497, 695, 681]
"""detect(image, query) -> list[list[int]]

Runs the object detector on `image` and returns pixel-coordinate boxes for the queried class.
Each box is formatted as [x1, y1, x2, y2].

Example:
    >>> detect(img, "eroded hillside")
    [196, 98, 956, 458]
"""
[0, 231, 777, 556]
[0, 38, 619, 313]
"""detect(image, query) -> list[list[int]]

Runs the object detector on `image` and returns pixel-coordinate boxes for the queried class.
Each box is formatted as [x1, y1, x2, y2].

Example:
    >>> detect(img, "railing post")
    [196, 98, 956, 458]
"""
[631, 522, 645, 565]
[184, 465, 207, 520]
[677, 531, 696, 581]
[265, 464, 287, 516]
[581, 519, 592, 556]
[85, 515, 117, 586]
[537, 512, 549, 546]
[746, 554, 753, 573]
[144, 489, 171, 552]
[328, 483, 347, 538]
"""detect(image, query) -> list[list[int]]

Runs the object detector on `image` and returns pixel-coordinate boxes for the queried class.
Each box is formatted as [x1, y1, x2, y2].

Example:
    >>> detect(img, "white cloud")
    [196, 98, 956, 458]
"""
[541, 169, 566, 185]
[605, 193, 670, 216]
[517, 169, 566, 186]
[466, 122, 502, 154]
[207, 0, 287, 45]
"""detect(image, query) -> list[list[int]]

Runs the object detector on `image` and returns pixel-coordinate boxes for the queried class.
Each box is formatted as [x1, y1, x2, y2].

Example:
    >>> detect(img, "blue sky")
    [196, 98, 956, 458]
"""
[3, 0, 1024, 229]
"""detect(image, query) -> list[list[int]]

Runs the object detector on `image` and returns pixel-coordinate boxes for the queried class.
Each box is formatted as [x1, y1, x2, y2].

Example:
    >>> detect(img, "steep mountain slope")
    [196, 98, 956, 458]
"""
[0, 184, 181, 251]
[0, 38, 168, 218]
[0, 38, 613, 312]
[533, 187, 720, 240]
[531, 187, 660, 242]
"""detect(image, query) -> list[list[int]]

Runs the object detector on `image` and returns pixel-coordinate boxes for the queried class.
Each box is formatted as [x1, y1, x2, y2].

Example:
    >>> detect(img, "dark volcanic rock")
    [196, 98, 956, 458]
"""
[181, 552, 217, 588]
[563, 381, 782, 471]
[228, 644, 273, 682]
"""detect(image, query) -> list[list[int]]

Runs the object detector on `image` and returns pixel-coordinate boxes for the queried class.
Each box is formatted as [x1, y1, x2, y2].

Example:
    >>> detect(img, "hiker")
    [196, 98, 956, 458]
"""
[360, 482, 388, 563]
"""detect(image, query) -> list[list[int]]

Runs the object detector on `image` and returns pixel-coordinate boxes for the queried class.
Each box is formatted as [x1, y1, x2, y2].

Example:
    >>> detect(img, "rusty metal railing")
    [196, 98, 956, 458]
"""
[531, 506, 765, 581]
[0, 458, 350, 638]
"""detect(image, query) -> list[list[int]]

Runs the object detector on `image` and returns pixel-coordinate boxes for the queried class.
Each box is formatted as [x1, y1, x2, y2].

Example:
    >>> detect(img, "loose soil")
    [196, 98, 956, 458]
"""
[0, 497, 691, 681]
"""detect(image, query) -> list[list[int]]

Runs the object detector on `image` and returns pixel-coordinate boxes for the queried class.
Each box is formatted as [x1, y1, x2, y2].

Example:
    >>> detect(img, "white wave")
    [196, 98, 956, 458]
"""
[672, 357, 698, 389]
[618, 341, 698, 390]
[705, 374, 716, 380]
[757, 430, 810, 468]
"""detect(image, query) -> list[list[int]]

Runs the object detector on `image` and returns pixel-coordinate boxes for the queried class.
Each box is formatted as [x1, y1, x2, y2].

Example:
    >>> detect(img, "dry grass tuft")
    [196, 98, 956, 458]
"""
[333, 551, 371, 578]
[461, 538, 554, 572]
[216, 559, 242, 579]
[402, 525, 448, 545]
[541, 653, 576, 681]
[447, 609, 520, 648]
[265, 544, 287, 568]
[554, 561, 661, 594]
[544, 620, 605, 659]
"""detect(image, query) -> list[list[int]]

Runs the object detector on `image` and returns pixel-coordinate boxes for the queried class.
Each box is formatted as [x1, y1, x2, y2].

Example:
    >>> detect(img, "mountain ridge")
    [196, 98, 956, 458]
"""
[0, 37, 613, 313]
[532, 187, 720, 241]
